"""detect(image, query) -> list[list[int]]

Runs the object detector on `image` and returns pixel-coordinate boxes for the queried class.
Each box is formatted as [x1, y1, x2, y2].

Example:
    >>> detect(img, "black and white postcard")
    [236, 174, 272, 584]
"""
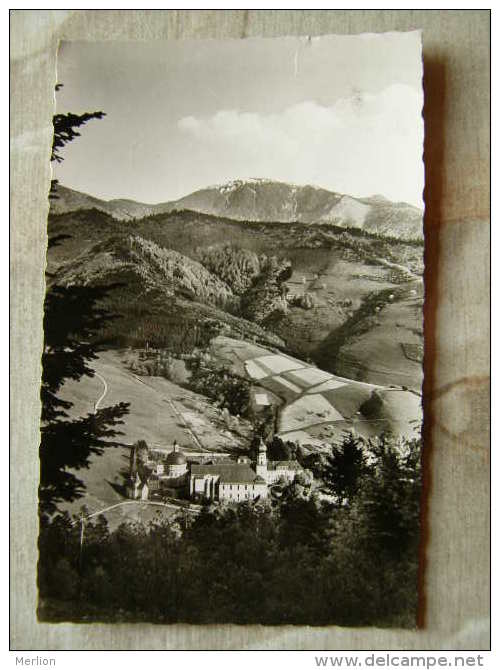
[39, 32, 424, 627]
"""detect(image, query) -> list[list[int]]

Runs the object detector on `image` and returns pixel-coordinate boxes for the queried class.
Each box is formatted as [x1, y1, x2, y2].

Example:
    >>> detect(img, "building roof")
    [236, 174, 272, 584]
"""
[166, 450, 187, 465]
[190, 463, 262, 484]
[268, 460, 302, 471]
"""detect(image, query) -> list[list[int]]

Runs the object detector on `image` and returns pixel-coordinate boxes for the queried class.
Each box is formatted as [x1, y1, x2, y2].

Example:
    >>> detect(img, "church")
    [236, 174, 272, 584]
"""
[189, 439, 302, 503]
[127, 439, 303, 503]
[127, 441, 190, 501]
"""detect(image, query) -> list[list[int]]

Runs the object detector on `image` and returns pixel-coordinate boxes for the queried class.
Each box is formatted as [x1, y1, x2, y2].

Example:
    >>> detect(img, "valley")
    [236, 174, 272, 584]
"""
[48, 189, 423, 389]
[57, 327, 421, 527]
[45, 179, 424, 525]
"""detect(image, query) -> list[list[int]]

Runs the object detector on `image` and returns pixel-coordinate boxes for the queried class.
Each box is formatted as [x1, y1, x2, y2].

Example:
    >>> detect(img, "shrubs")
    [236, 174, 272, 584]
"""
[186, 354, 251, 418]
[124, 349, 174, 377]
[360, 389, 384, 418]
[288, 292, 314, 310]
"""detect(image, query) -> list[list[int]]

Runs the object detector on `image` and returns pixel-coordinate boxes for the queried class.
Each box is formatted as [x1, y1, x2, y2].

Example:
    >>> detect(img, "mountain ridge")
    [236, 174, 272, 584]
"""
[50, 179, 423, 241]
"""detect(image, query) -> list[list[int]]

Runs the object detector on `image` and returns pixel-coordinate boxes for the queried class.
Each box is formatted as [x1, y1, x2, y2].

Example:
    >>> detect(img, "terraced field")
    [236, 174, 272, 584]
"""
[210, 336, 422, 451]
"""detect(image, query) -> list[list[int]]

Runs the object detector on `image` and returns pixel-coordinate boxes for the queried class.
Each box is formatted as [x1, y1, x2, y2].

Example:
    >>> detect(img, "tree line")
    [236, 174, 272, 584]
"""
[38, 432, 421, 627]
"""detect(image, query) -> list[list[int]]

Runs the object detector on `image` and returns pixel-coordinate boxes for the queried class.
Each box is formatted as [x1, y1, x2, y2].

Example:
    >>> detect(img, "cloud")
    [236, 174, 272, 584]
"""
[177, 84, 424, 207]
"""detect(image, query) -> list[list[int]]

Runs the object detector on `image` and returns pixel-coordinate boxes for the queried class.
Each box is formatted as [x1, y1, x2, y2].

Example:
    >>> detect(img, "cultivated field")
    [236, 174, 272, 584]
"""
[210, 336, 422, 451]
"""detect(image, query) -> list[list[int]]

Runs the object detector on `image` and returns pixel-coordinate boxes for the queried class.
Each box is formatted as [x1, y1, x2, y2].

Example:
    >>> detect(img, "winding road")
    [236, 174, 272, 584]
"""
[91, 357, 208, 451]
[93, 371, 108, 413]
[72, 499, 200, 526]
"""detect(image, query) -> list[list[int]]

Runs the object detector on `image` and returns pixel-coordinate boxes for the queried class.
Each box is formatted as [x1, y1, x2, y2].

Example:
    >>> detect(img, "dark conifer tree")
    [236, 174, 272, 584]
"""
[39, 87, 129, 516]
[322, 431, 369, 505]
[49, 84, 106, 199]
[359, 433, 422, 558]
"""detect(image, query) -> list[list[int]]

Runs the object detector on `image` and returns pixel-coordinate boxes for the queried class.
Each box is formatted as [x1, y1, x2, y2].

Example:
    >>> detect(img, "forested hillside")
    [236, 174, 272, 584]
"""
[47, 204, 424, 388]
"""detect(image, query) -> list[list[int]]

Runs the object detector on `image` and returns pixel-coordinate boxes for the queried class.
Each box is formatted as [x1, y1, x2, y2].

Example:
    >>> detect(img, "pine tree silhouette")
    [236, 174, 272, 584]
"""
[40, 85, 129, 516]
[49, 83, 105, 199]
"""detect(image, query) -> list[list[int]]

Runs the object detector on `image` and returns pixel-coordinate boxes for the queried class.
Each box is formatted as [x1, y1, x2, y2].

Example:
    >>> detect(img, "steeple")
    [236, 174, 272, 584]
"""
[256, 438, 267, 478]
[258, 438, 267, 463]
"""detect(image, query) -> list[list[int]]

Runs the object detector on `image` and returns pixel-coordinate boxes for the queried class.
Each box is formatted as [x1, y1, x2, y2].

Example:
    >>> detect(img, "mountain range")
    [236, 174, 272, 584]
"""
[50, 178, 423, 241]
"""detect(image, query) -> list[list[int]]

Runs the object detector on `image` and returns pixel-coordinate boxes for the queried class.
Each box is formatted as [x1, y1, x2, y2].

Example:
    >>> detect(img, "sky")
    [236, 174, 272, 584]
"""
[54, 33, 424, 207]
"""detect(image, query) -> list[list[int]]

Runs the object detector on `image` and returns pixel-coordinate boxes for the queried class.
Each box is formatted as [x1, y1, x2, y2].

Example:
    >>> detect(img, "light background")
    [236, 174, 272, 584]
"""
[54, 35, 424, 207]
[10, 9, 490, 651]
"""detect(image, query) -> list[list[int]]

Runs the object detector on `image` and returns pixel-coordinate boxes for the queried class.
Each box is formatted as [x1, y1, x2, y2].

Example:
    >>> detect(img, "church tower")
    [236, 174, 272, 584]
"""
[255, 438, 268, 478]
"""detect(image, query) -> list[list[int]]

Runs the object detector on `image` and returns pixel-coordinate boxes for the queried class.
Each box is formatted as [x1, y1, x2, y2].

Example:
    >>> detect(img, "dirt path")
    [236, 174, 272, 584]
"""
[93, 372, 108, 413]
